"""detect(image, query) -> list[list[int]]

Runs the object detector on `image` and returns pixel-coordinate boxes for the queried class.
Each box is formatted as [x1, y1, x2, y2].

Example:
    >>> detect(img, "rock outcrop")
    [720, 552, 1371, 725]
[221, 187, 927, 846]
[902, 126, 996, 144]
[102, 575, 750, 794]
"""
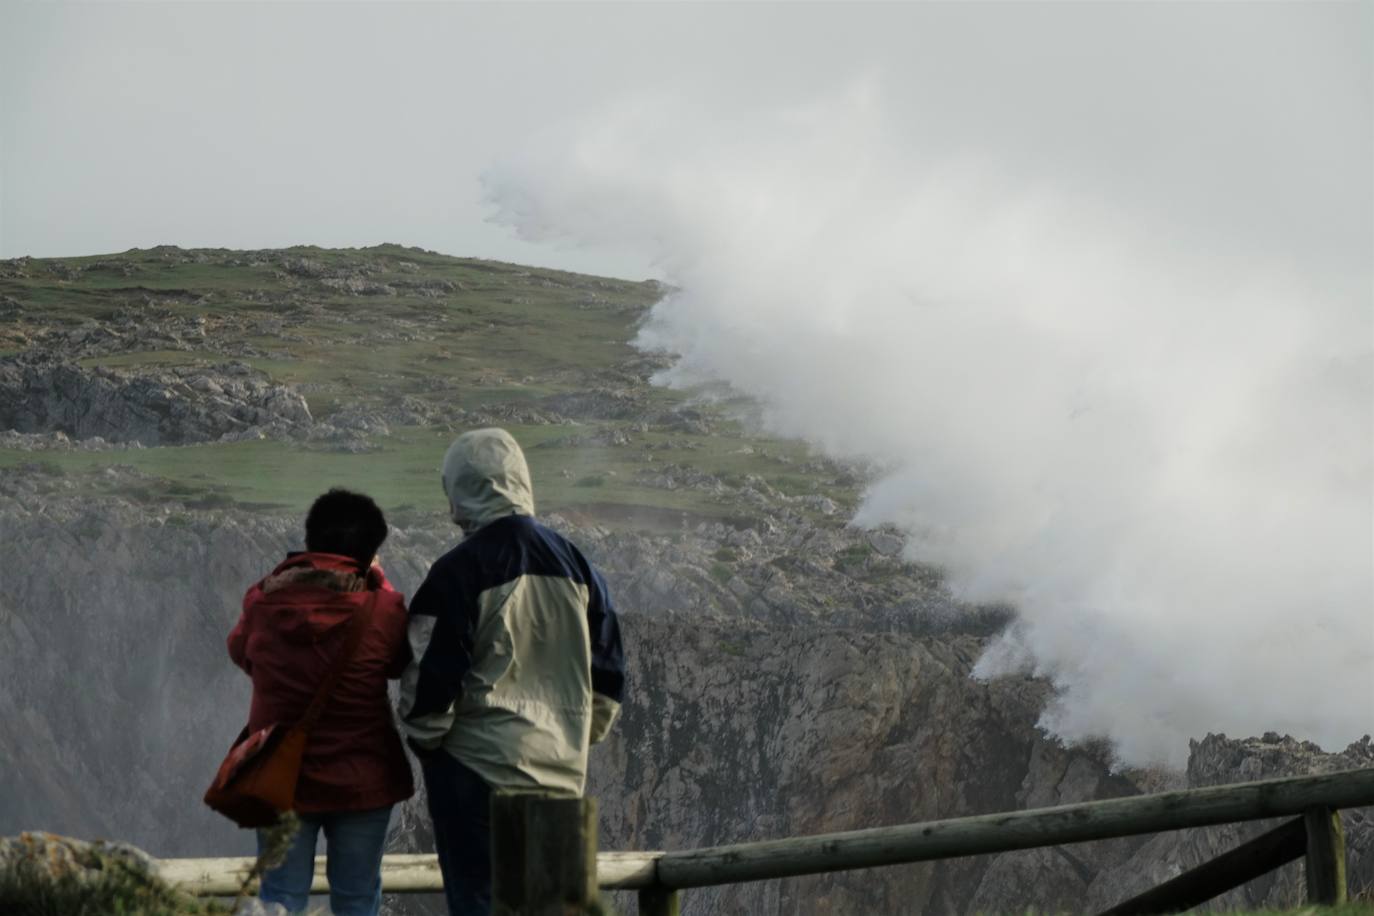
[0, 359, 313, 445]
[584, 618, 1133, 916]
[0, 831, 287, 915]
[1082, 733, 1374, 911]
[0, 831, 161, 887]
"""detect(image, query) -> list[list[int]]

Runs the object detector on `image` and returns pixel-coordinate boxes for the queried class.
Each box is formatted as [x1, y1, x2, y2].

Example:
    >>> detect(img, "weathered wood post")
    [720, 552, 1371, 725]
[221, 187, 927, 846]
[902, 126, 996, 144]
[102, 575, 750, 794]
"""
[1303, 806, 1346, 904]
[637, 884, 682, 916]
[492, 791, 599, 915]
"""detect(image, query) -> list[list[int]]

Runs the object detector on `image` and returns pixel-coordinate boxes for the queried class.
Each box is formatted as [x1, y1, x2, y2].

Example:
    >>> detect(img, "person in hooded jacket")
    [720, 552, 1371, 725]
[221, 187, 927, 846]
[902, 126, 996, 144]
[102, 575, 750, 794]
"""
[228, 488, 414, 916]
[398, 427, 626, 916]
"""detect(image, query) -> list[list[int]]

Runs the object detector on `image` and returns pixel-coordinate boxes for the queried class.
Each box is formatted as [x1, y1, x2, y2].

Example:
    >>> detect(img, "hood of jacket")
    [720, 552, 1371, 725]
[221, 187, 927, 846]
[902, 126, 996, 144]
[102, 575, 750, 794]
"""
[441, 428, 535, 532]
[250, 552, 374, 644]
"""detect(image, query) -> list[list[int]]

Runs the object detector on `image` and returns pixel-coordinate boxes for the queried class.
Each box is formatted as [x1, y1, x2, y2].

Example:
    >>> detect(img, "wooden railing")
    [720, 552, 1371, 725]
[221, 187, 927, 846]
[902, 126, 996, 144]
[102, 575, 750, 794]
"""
[162, 767, 1374, 915]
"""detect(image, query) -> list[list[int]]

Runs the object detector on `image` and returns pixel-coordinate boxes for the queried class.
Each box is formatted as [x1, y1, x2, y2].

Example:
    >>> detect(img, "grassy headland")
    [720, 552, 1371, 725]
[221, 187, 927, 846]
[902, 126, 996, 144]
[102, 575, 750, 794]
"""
[0, 244, 858, 524]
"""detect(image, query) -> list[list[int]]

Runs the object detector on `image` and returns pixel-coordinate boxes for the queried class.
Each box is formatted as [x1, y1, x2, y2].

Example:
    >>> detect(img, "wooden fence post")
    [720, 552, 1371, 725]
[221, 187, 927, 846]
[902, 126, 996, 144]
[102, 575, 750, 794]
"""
[1303, 806, 1346, 905]
[638, 884, 682, 916]
[492, 791, 598, 915]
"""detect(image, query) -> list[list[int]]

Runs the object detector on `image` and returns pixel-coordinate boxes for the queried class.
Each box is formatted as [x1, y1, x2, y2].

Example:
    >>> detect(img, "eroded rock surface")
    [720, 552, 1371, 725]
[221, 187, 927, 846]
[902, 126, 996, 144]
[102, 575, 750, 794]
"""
[0, 831, 160, 885]
[0, 359, 312, 445]
[2, 473, 1369, 914]
[0, 832, 288, 915]
[1083, 733, 1374, 912]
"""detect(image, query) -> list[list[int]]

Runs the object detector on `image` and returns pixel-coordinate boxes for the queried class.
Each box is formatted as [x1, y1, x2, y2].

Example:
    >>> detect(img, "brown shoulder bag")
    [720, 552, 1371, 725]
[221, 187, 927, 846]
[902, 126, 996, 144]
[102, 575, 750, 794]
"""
[204, 593, 376, 828]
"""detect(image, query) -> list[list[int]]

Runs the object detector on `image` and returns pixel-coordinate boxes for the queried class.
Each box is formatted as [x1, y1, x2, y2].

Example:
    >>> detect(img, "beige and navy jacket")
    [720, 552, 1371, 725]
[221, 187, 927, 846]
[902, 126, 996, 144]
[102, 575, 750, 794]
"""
[397, 429, 625, 796]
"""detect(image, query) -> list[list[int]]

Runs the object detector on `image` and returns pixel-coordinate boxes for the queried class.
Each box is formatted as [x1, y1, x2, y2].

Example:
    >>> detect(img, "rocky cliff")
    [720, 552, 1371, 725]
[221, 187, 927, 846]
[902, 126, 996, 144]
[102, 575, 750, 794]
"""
[4, 468, 1366, 914]
[1082, 734, 1374, 911]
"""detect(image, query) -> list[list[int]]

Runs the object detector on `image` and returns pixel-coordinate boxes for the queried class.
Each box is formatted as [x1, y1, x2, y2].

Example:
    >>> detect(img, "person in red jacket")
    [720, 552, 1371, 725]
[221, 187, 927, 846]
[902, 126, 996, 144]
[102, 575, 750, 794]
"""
[228, 488, 414, 916]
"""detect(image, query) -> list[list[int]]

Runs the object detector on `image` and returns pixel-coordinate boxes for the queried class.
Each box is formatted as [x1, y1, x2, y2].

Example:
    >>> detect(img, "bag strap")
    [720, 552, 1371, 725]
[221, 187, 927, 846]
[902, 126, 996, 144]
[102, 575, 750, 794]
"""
[297, 591, 377, 735]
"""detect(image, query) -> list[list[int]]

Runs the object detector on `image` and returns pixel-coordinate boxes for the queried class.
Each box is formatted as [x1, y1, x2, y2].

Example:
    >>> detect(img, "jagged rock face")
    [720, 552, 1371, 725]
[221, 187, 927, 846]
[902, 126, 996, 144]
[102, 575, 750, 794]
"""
[2, 479, 1369, 914]
[0, 482, 1088, 896]
[0, 359, 313, 445]
[585, 617, 1142, 916]
[1083, 734, 1374, 911]
[0, 495, 292, 854]
[555, 513, 1009, 638]
[26, 306, 211, 359]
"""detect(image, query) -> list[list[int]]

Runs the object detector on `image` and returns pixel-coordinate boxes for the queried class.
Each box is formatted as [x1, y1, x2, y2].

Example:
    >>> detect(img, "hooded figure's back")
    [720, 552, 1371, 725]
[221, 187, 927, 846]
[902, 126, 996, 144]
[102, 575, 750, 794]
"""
[398, 428, 625, 795]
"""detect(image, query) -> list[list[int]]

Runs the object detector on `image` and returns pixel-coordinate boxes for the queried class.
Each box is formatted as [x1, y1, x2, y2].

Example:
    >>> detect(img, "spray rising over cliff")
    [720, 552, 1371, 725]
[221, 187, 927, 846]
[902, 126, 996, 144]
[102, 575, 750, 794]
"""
[483, 82, 1373, 766]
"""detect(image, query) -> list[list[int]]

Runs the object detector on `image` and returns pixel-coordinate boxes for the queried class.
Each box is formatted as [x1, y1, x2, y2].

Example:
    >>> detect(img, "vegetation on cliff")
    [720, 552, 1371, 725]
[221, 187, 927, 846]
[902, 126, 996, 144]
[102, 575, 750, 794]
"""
[0, 245, 856, 523]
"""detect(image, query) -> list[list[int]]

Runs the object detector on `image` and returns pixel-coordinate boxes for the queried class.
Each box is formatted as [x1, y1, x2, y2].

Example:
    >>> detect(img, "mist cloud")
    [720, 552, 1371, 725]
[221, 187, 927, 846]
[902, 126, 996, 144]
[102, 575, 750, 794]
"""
[484, 81, 1373, 767]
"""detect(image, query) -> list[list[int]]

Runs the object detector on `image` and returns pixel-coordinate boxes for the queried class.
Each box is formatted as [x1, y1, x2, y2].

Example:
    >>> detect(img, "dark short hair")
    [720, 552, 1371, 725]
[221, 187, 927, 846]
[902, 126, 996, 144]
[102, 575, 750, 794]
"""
[305, 488, 388, 566]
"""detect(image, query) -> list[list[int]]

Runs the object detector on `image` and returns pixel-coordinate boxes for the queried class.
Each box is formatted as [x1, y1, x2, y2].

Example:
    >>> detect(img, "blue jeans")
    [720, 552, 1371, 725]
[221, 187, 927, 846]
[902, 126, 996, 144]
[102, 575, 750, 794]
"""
[257, 806, 393, 916]
[420, 751, 493, 916]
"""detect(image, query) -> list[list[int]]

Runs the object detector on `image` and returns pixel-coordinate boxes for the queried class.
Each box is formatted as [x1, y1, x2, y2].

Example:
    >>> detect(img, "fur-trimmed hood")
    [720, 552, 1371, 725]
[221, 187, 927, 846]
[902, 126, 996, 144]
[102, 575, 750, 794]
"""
[248, 552, 382, 644]
[261, 565, 368, 595]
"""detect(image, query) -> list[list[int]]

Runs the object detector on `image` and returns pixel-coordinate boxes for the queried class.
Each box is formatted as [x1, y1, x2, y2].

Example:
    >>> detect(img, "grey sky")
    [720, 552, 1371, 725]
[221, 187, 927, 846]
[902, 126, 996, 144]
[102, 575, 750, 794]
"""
[1, 0, 1370, 763]
[1, 1, 1370, 284]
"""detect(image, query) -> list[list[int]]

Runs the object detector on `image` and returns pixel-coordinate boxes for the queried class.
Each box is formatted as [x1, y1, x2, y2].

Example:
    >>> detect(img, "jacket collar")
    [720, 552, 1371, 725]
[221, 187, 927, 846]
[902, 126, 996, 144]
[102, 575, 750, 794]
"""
[264, 552, 370, 594]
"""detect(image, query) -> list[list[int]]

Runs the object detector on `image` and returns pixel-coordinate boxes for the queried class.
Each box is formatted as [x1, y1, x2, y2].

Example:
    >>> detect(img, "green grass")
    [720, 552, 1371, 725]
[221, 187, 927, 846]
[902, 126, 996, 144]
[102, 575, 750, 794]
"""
[1239, 907, 1374, 915]
[1, 245, 857, 529]
[0, 419, 854, 526]
[73, 301, 641, 419]
[78, 351, 204, 370]
[979, 909, 1374, 916]
[5, 244, 652, 391]
[835, 542, 875, 571]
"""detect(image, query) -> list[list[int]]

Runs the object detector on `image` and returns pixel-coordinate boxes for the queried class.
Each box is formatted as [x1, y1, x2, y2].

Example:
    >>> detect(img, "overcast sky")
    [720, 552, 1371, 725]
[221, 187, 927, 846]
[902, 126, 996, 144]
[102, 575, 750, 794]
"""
[2, 1, 1371, 762]
[1, 1, 1369, 282]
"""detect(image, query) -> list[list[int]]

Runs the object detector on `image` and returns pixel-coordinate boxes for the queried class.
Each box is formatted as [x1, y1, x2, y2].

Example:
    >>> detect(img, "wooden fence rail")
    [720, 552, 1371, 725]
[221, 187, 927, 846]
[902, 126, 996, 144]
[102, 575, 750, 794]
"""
[157, 851, 660, 896]
[161, 768, 1374, 914]
[652, 768, 1374, 889]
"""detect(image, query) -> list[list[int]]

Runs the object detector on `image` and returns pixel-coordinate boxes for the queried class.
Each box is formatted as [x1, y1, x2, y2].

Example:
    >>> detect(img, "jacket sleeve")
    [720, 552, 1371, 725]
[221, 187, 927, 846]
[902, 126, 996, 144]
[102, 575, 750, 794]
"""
[382, 594, 413, 680]
[227, 584, 264, 674]
[586, 566, 625, 744]
[397, 561, 475, 751]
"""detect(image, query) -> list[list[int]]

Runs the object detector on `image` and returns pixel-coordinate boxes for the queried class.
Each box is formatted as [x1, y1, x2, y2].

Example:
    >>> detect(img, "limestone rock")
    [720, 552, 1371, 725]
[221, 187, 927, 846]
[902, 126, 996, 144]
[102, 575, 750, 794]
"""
[320, 275, 396, 296]
[0, 831, 159, 885]
[0, 358, 313, 445]
[1085, 733, 1374, 912]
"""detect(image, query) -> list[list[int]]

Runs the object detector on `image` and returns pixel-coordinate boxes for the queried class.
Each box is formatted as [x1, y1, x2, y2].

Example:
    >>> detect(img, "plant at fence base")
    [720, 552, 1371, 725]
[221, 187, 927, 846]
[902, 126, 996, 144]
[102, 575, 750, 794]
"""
[0, 832, 229, 916]
[233, 811, 302, 905]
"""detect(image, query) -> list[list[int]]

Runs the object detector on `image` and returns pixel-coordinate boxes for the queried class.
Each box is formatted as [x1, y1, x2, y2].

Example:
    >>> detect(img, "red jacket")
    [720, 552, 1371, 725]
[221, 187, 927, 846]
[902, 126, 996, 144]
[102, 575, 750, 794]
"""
[228, 552, 414, 813]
